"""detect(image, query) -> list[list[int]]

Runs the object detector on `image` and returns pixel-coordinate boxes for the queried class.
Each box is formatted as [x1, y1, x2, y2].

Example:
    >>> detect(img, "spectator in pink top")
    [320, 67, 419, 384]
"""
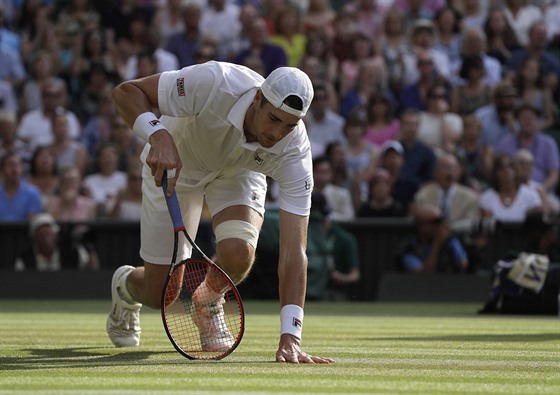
[364, 90, 400, 147]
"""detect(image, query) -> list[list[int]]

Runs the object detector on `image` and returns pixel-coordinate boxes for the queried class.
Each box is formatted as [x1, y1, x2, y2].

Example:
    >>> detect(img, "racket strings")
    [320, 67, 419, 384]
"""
[163, 260, 243, 360]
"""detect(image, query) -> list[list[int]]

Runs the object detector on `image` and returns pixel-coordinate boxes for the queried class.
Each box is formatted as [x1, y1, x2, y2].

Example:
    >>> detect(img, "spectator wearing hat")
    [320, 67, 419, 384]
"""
[0, 152, 42, 221]
[398, 108, 436, 186]
[474, 81, 518, 148]
[495, 102, 559, 193]
[14, 213, 99, 271]
[378, 139, 419, 214]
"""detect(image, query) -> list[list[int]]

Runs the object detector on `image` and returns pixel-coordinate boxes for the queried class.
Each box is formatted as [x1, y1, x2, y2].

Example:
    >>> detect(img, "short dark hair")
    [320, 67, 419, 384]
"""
[260, 94, 303, 111]
[459, 55, 484, 80]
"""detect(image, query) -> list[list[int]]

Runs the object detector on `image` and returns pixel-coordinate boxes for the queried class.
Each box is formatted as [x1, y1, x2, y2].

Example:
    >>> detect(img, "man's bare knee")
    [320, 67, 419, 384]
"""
[216, 238, 255, 283]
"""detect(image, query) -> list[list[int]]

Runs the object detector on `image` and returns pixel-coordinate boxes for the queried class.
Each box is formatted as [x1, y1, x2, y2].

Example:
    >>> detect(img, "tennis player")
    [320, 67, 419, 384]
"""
[107, 61, 335, 364]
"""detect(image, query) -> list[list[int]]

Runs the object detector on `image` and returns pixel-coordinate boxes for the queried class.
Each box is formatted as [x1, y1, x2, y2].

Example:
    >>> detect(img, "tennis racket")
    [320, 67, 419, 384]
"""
[160, 172, 244, 360]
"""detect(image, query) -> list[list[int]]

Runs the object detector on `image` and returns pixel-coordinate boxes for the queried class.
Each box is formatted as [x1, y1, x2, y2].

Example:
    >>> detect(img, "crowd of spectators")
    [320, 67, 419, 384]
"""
[0, 0, 559, 278]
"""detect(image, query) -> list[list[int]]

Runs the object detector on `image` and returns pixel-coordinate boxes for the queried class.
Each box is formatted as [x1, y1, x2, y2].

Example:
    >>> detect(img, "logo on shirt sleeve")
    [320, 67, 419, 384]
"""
[176, 78, 185, 97]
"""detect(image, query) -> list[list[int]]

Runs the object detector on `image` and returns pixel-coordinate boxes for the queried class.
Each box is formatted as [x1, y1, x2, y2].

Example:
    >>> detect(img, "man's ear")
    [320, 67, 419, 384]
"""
[254, 89, 263, 105]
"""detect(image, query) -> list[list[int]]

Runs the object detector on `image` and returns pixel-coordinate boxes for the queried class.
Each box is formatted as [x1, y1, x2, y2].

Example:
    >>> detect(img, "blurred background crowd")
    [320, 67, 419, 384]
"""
[0, 0, 559, 294]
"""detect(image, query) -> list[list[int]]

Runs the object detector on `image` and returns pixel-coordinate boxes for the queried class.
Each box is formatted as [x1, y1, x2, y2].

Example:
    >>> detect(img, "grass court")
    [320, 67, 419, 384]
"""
[1, 300, 559, 395]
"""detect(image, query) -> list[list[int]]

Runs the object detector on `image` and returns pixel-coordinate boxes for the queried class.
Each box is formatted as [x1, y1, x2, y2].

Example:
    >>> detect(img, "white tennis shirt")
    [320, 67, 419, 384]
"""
[156, 61, 313, 216]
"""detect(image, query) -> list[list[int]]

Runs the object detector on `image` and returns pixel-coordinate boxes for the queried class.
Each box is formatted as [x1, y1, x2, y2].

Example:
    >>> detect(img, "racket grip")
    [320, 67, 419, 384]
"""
[162, 172, 185, 231]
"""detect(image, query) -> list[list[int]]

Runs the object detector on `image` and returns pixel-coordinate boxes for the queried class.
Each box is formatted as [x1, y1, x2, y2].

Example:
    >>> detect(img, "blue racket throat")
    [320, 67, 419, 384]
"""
[162, 173, 185, 232]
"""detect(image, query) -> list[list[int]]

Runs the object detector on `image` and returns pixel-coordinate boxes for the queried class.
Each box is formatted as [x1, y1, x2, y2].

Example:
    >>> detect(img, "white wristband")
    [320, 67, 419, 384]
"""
[132, 112, 167, 141]
[280, 304, 304, 340]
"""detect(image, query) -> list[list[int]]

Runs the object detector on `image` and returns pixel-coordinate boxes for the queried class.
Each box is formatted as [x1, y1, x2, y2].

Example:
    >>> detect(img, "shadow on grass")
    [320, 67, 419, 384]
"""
[366, 333, 560, 342]
[0, 347, 171, 371]
[0, 347, 274, 370]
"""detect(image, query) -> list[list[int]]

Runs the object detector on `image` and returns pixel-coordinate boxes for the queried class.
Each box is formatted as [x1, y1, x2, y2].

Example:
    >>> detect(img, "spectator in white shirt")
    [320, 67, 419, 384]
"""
[304, 82, 345, 157]
[17, 79, 81, 151]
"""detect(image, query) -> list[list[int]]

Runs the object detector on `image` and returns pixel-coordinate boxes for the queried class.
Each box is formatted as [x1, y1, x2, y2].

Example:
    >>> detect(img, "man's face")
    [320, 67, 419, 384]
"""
[435, 158, 458, 189]
[518, 109, 539, 134]
[310, 89, 327, 116]
[2, 155, 23, 183]
[496, 95, 516, 112]
[529, 24, 547, 48]
[41, 87, 62, 112]
[400, 113, 419, 140]
[313, 161, 333, 188]
[249, 92, 300, 148]
[382, 150, 403, 175]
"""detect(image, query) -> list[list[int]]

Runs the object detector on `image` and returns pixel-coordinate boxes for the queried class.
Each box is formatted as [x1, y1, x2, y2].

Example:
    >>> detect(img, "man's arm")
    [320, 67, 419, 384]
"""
[112, 74, 161, 127]
[112, 74, 181, 195]
[277, 209, 308, 307]
[275, 209, 334, 364]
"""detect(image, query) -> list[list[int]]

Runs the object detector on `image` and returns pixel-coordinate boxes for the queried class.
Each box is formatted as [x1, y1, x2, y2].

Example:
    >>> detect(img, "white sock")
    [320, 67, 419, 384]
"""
[194, 281, 223, 304]
[117, 271, 137, 304]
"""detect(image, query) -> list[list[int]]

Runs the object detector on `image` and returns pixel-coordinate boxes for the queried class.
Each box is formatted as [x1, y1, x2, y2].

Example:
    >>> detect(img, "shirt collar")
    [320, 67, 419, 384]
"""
[227, 88, 257, 133]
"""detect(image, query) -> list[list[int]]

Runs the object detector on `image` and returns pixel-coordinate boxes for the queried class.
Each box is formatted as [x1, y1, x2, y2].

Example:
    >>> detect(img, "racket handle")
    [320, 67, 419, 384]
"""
[162, 171, 185, 231]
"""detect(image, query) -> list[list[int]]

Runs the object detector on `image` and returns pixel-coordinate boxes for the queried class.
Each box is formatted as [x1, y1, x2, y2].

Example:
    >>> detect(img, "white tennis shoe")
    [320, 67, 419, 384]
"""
[191, 296, 234, 352]
[106, 265, 142, 347]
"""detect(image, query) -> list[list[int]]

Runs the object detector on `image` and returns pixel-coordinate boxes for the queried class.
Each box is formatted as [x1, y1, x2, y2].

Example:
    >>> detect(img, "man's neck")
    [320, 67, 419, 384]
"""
[518, 130, 535, 145]
[3, 180, 21, 196]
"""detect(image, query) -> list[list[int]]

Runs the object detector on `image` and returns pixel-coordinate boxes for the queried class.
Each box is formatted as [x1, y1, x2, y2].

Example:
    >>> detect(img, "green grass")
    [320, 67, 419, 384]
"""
[1, 300, 559, 395]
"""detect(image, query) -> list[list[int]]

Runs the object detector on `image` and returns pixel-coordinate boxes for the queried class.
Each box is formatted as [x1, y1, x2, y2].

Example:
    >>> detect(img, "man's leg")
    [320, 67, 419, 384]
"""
[190, 205, 263, 351]
[212, 205, 264, 284]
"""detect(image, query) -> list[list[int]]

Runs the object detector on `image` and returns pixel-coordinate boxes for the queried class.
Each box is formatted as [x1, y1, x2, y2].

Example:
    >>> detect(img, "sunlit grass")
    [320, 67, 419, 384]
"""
[1, 301, 558, 394]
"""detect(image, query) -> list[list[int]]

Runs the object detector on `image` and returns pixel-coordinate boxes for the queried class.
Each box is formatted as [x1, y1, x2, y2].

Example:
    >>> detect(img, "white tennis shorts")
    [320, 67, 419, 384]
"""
[139, 164, 267, 265]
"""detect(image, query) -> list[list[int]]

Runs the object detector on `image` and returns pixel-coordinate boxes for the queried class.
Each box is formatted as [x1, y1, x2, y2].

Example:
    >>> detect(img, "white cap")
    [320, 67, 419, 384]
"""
[260, 67, 314, 118]
[380, 140, 404, 156]
[29, 213, 59, 236]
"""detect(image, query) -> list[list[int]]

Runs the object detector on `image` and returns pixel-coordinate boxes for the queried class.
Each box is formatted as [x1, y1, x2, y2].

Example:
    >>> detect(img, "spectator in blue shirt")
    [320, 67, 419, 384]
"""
[474, 81, 518, 148]
[398, 108, 436, 186]
[164, 3, 202, 68]
[0, 152, 43, 221]
[398, 203, 469, 273]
